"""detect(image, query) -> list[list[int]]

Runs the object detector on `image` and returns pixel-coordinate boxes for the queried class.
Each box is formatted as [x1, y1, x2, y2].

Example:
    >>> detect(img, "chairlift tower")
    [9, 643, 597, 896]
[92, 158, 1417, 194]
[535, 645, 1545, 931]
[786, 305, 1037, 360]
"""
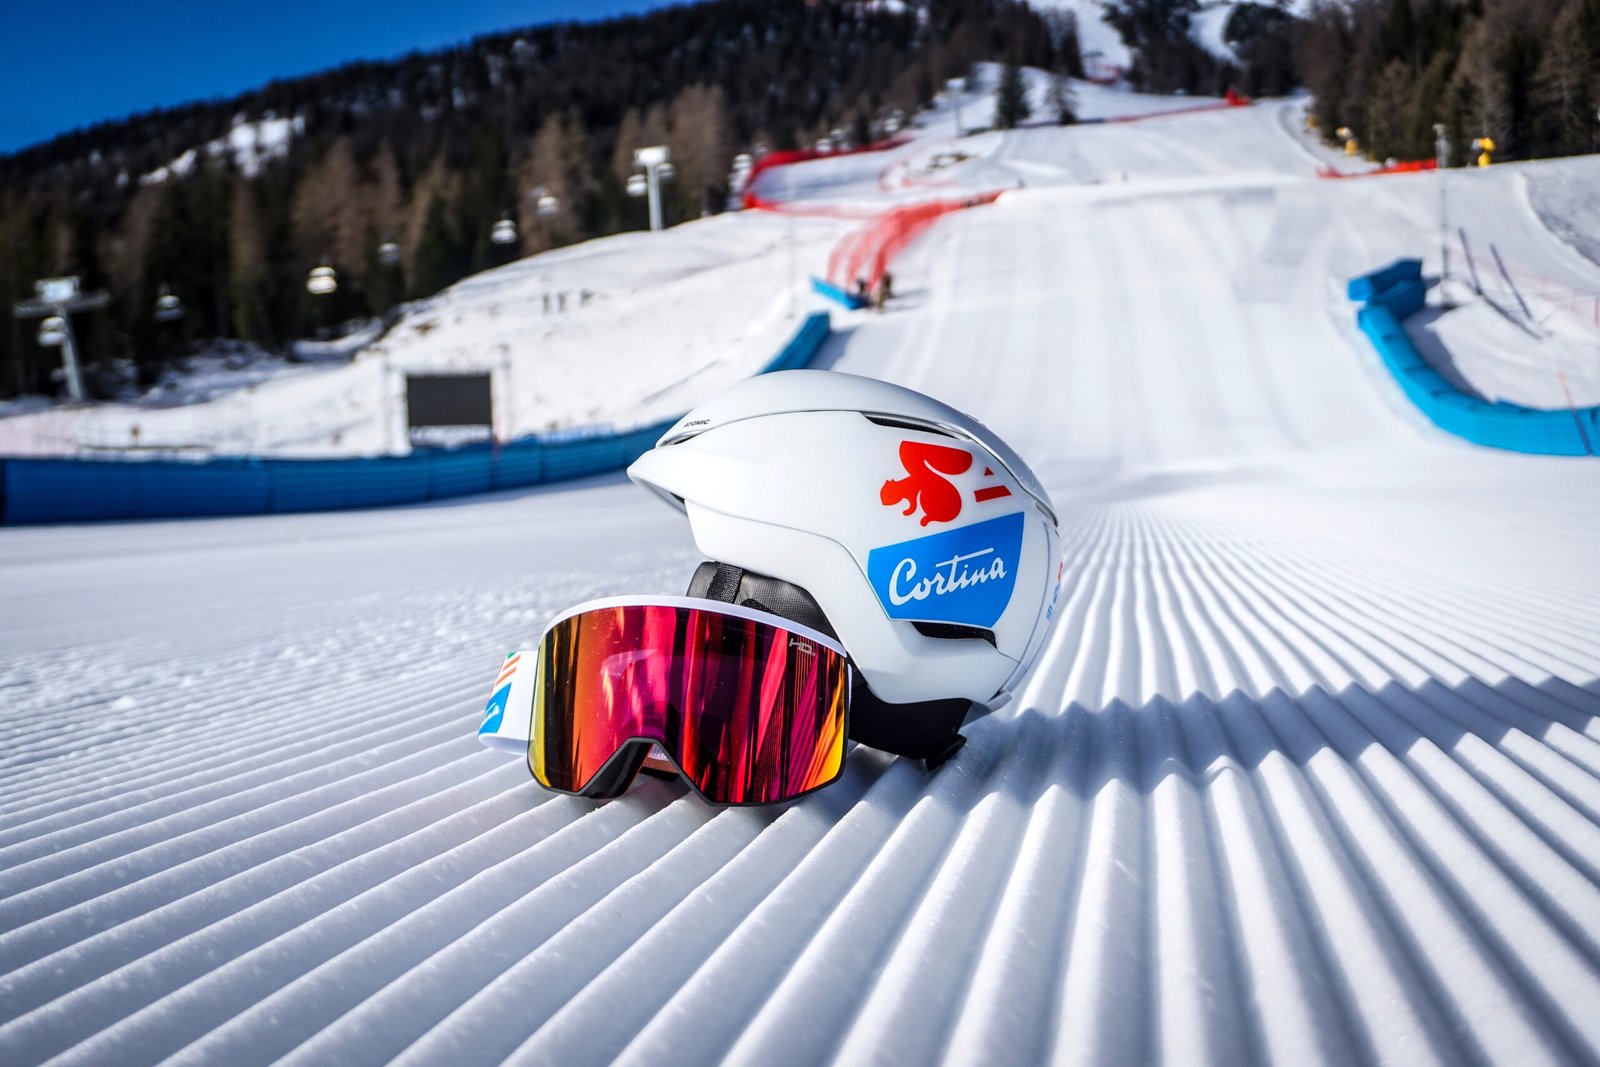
[632, 145, 672, 232]
[12, 276, 109, 402]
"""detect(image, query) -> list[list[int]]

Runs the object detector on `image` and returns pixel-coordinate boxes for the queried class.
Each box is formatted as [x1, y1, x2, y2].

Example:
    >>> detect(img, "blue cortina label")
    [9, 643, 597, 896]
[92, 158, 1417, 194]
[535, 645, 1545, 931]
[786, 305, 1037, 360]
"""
[866, 511, 1025, 628]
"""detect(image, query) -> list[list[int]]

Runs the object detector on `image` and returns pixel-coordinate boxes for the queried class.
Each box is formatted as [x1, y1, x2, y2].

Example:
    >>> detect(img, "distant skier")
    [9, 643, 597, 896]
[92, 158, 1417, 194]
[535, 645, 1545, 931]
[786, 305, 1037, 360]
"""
[875, 270, 894, 311]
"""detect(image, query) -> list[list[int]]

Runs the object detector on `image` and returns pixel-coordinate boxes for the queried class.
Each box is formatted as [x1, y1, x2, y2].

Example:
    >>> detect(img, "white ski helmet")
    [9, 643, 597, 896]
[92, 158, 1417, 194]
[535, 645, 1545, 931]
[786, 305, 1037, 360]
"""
[628, 370, 1062, 764]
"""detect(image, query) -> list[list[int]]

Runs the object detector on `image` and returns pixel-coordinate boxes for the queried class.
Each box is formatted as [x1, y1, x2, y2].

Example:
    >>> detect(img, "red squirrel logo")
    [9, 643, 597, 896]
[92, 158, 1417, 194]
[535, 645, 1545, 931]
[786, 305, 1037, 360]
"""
[881, 441, 974, 526]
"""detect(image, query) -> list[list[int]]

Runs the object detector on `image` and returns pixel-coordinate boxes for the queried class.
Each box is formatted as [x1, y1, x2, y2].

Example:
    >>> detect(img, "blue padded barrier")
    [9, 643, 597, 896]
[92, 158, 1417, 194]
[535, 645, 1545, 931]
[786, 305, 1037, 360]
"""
[1375, 277, 1426, 319]
[490, 438, 545, 490]
[135, 458, 270, 519]
[3, 459, 138, 523]
[543, 436, 623, 482]
[1347, 259, 1421, 304]
[810, 276, 866, 311]
[762, 310, 832, 373]
[425, 447, 494, 501]
[267, 455, 431, 513]
[1350, 265, 1596, 456]
[0, 312, 832, 524]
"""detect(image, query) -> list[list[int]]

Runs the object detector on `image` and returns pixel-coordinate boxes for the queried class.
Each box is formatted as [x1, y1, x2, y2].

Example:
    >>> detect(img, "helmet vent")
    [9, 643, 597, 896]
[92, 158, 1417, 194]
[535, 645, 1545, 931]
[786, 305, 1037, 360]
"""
[912, 621, 997, 647]
[863, 414, 957, 437]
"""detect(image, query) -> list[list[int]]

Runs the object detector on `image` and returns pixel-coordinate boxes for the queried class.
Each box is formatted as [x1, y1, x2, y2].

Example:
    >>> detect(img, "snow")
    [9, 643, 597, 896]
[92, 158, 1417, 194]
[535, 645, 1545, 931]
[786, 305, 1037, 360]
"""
[1190, 3, 1237, 58]
[289, 319, 386, 363]
[1027, 0, 1132, 72]
[4, 82, 1600, 1066]
[141, 115, 304, 185]
[1411, 284, 1600, 409]
[1028, 1, 1315, 70]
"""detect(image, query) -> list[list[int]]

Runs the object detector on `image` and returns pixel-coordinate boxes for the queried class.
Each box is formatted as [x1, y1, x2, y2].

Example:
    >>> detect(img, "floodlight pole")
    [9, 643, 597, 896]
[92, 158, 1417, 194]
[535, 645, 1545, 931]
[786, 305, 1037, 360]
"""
[786, 160, 797, 319]
[12, 277, 109, 403]
[1434, 124, 1450, 287]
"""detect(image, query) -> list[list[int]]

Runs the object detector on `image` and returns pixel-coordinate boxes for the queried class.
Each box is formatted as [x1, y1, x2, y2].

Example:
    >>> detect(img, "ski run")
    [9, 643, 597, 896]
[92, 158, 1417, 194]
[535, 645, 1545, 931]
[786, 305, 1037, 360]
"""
[3, 76, 1600, 1066]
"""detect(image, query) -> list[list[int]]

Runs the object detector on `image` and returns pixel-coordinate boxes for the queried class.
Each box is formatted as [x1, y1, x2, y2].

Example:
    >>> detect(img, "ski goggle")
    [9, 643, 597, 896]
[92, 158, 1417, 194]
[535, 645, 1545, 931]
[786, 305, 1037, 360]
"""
[479, 596, 851, 805]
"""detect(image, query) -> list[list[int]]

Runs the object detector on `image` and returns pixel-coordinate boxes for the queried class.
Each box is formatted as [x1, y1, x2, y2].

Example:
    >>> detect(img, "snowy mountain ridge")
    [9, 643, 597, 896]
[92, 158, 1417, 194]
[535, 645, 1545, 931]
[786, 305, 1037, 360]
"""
[1028, 0, 1311, 74]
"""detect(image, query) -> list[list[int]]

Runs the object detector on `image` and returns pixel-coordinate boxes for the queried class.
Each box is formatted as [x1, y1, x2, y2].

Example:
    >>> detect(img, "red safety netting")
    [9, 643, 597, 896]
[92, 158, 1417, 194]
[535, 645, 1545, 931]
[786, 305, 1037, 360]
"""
[741, 137, 911, 209]
[1102, 87, 1251, 125]
[1318, 158, 1438, 179]
[826, 193, 1004, 294]
[740, 192, 882, 219]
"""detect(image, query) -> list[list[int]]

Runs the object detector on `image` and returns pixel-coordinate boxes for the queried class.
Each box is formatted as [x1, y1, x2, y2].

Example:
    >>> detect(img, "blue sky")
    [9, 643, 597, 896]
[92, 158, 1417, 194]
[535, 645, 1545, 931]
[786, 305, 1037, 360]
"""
[0, 1, 676, 154]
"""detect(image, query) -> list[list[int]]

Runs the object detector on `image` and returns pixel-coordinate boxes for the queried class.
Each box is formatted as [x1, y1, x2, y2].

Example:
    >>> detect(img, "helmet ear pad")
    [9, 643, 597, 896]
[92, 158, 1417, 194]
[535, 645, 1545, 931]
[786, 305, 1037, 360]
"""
[686, 561, 838, 640]
[685, 561, 970, 769]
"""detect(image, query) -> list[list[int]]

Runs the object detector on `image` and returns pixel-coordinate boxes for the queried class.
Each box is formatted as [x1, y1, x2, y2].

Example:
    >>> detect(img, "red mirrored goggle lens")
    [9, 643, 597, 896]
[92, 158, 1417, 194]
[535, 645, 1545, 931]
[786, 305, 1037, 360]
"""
[531, 600, 850, 805]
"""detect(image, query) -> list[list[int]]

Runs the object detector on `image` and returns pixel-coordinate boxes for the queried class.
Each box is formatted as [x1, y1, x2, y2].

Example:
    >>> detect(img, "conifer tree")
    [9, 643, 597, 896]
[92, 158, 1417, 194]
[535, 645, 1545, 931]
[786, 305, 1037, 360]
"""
[996, 59, 1032, 129]
[228, 181, 272, 346]
[411, 191, 459, 299]
[291, 138, 363, 283]
[1534, 4, 1597, 155]
[1047, 73, 1078, 125]
[668, 85, 732, 217]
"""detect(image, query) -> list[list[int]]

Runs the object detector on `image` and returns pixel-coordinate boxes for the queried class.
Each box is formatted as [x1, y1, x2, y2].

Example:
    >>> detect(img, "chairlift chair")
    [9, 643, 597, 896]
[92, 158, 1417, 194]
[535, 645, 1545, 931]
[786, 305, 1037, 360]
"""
[37, 316, 67, 347]
[307, 265, 338, 296]
[154, 284, 184, 323]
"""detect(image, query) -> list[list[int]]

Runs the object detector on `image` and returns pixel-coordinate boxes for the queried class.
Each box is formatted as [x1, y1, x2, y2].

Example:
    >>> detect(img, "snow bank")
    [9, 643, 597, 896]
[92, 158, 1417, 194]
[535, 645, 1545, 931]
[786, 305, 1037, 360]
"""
[1410, 296, 1600, 409]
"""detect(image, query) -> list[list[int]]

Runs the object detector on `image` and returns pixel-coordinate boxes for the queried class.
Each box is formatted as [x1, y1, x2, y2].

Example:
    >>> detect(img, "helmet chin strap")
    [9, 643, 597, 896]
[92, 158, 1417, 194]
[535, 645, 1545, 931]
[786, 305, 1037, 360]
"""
[686, 561, 970, 769]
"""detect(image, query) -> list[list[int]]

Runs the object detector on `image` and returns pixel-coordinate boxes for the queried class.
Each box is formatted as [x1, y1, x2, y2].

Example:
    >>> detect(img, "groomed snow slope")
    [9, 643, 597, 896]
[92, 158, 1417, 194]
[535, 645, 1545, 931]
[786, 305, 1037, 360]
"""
[4, 100, 1600, 1066]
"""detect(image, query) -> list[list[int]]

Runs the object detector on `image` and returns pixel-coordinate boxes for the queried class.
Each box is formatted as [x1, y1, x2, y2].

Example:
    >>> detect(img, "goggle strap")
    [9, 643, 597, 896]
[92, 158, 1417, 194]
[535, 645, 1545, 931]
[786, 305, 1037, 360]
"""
[701, 561, 746, 604]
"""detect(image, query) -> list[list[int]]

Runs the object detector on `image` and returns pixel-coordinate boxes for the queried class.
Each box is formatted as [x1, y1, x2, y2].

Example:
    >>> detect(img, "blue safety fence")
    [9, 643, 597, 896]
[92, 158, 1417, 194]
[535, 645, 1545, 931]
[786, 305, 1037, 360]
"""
[1349, 261, 1597, 457]
[0, 311, 831, 524]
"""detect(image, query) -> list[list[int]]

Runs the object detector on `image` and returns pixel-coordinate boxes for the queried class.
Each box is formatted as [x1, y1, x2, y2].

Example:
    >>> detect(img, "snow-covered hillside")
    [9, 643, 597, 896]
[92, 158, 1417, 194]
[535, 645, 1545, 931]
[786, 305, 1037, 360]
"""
[4, 81, 1600, 1067]
[1028, 0, 1132, 74]
[140, 115, 304, 185]
[1029, 0, 1313, 73]
[0, 212, 850, 457]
